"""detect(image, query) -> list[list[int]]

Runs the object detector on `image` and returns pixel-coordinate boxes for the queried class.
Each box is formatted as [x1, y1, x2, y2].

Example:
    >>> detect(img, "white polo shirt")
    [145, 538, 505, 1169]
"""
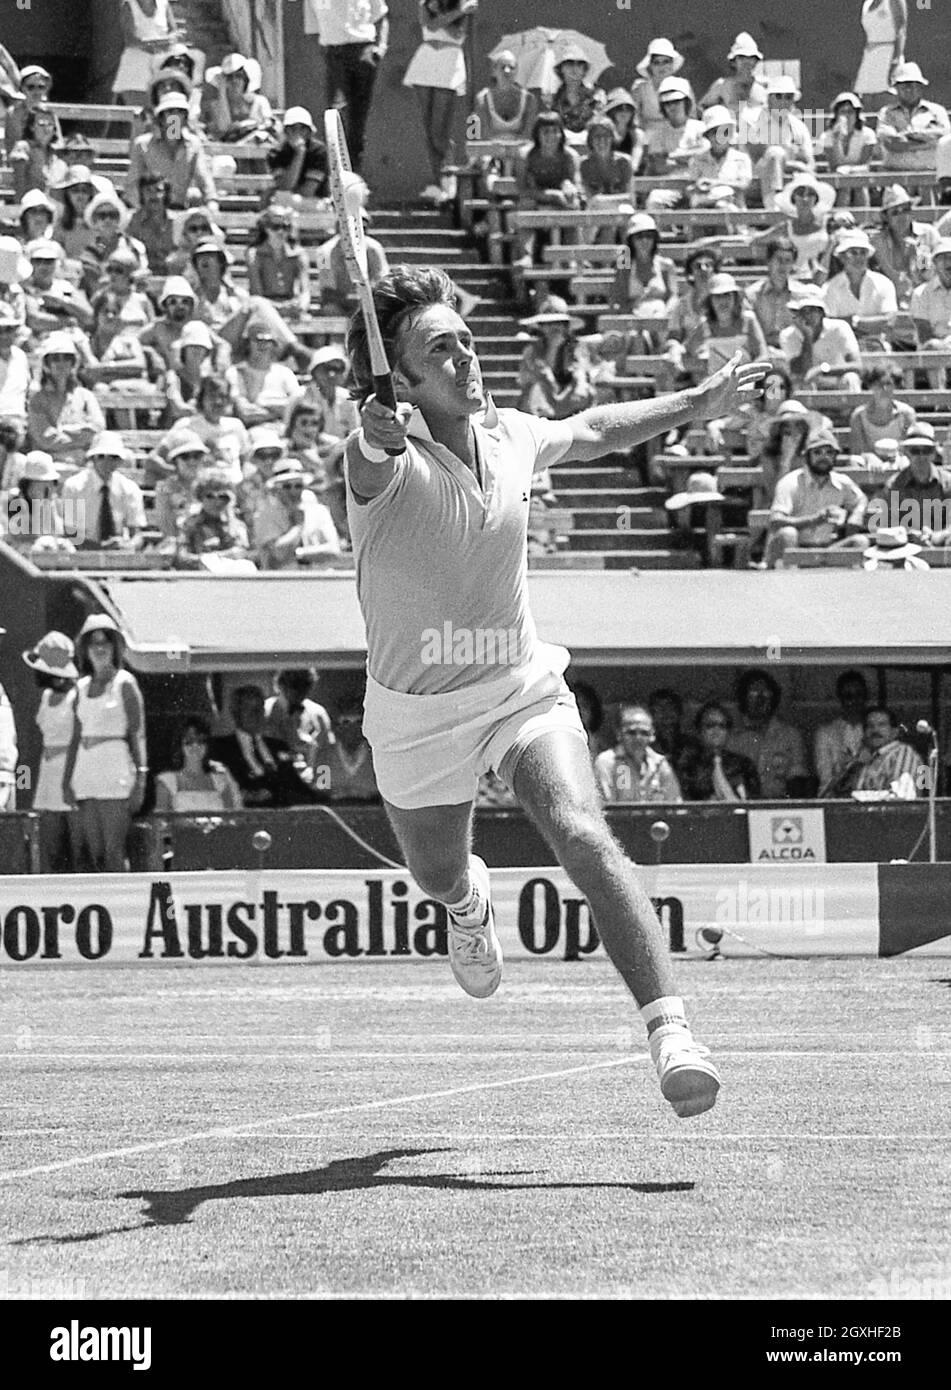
[347, 404, 573, 695]
[770, 466, 867, 546]
[778, 316, 861, 370]
[823, 269, 898, 322]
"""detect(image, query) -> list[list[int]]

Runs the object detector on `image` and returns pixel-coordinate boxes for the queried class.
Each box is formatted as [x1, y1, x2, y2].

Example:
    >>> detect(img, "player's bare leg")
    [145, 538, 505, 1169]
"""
[507, 729, 720, 1117]
[383, 799, 502, 998]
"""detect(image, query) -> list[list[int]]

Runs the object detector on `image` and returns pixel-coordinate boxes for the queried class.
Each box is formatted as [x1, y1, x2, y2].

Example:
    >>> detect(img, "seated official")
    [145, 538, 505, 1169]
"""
[212, 685, 325, 807]
[61, 432, 145, 550]
[594, 704, 682, 803]
[853, 707, 924, 800]
[676, 702, 760, 801]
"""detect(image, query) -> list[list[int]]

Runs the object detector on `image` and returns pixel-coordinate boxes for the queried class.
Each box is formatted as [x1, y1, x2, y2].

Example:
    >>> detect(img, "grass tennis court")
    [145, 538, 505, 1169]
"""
[1, 956, 949, 1300]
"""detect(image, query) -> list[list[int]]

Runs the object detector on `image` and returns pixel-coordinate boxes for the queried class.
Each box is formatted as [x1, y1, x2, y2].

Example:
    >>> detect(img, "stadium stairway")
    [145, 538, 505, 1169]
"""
[170, 0, 234, 69]
[373, 207, 693, 568]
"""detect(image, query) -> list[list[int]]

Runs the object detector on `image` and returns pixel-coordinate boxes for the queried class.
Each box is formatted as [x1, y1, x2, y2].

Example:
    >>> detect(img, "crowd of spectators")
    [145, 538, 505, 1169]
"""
[467, 30, 951, 566]
[582, 670, 928, 805]
[0, 29, 398, 570]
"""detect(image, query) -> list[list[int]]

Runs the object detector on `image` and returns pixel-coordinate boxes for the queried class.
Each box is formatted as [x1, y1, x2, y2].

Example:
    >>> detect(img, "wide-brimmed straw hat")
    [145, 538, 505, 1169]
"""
[665, 472, 726, 510]
[22, 630, 78, 680]
[519, 295, 584, 332]
[775, 174, 836, 217]
[864, 526, 923, 562]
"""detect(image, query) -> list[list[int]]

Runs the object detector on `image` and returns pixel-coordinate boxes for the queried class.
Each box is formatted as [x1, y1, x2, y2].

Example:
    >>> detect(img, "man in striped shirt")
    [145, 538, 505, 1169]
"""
[854, 707, 924, 799]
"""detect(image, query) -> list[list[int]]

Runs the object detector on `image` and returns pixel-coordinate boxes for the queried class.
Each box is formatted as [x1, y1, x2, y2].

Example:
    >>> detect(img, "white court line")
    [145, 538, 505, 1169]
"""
[0, 1056, 637, 1183]
[1, 1045, 950, 1056]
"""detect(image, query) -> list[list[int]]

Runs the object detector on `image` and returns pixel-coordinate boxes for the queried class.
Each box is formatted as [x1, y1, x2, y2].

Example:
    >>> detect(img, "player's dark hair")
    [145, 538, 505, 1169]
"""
[346, 265, 460, 406]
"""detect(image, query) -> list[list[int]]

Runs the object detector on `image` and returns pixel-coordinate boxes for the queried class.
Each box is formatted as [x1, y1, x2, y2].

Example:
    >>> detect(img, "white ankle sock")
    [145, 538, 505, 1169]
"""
[444, 870, 485, 927]
[640, 996, 689, 1037]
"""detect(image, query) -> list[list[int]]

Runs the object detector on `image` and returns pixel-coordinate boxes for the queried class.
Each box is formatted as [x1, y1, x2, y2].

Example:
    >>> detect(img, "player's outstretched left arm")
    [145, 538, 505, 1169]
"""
[559, 352, 770, 464]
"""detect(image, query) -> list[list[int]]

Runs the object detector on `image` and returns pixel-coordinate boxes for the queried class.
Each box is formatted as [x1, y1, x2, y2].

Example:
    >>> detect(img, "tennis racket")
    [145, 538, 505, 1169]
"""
[324, 107, 401, 453]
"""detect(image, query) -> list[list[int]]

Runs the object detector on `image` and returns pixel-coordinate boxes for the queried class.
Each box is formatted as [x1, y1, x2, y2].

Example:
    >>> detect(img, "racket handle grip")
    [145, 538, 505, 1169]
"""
[373, 373, 403, 457]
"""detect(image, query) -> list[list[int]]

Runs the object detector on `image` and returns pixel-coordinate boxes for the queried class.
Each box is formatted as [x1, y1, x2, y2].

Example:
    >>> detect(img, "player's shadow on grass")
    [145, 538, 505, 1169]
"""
[11, 1147, 695, 1242]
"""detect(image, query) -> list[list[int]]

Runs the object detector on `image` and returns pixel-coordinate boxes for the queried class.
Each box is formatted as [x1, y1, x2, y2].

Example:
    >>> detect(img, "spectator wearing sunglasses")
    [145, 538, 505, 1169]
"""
[176, 468, 252, 565]
[27, 334, 105, 468]
[10, 104, 68, 201]
[126, 93, 218, 213]
[153, 430, 210, 537]
[594, 704, 682, 804]
[80, 191, 148, 301]
[251, 458, 341, 569]
[5, 66, 62, 155]
[676, 702, 760, 801]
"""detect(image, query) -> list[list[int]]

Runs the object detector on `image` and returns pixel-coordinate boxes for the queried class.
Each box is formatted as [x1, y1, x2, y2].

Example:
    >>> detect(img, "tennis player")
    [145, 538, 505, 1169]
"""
[346, 266, 768, 1118]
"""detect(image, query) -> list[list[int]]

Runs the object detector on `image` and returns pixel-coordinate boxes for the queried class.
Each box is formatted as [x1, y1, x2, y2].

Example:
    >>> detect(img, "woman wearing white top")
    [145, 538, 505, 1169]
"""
[22, 630, 79, 872]
[155, 716, 242, 813]
[473, 50, 537, 143]
[114, 0, 176, 107]
[854, 0, 907, 108]
[63, 614, 147, 873]
[404, 0, 479, 203]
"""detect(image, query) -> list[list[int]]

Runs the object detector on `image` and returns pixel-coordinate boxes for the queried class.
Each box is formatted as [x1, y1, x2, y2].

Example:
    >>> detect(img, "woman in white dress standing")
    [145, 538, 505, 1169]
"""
[113, 0, 176, 108]
[64, 614, 147, 873]
[854, 0, 907, 110]
[22, 631, 79, 872]
[404, 0, 479, 204]
[154, 716, 242, 813]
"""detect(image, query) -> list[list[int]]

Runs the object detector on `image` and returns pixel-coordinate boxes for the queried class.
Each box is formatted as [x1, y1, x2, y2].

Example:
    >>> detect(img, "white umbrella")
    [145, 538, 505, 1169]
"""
[489, 28, 613, 98]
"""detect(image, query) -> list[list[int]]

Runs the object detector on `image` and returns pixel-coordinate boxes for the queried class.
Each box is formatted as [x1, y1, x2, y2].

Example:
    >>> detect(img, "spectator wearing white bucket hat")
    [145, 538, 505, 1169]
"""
[22, 631, 79, 870]
[203, 53, 275, 144]
[877, 61, 950, 173]
[870, 184, 940, 308]
[251, 458, 341, 570]
[779, 294, 863, 392]
[816, 92, 880, 207]
[27, 334, 105, 468]
[743, 76, 815, 212]
[267, 107, 329, 199]
[0, 449, 74, 553]
[686, 106, 752, 210]
[822, 228, 898, 350]
[642, 77, 705, 193]
[699, 32, 767, 119]
[126, 92, 217, 211]
[630, 38, 694, 163]
[61, 432, 146, 550]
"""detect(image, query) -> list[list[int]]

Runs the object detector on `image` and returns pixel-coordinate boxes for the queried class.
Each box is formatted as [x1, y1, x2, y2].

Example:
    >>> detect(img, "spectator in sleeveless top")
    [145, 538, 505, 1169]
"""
[154, 716, 243, 811]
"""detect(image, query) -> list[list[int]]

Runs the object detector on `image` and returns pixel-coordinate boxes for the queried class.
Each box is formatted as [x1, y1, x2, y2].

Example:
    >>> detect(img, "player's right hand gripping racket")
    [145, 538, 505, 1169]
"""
[324, 107, 401, 455]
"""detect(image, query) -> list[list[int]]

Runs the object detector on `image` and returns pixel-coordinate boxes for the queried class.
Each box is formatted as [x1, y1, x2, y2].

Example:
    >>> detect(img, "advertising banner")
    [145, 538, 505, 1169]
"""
[0, 864, 902, 964]
[747, 808, 827, 864]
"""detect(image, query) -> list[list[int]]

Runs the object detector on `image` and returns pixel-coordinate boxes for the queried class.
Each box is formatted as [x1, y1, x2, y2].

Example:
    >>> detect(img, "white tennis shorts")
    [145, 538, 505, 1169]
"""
[363, 643, 587, 809]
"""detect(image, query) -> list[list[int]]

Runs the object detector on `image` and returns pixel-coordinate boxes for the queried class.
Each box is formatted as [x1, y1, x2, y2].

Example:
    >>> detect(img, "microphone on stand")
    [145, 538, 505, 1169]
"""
[915, 720, 940, 863]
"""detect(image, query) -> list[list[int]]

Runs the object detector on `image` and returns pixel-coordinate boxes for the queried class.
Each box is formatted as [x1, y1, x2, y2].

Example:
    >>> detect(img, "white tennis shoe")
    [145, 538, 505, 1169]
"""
[447, 855, 502, 999]
[650, 1027, 721, 1118]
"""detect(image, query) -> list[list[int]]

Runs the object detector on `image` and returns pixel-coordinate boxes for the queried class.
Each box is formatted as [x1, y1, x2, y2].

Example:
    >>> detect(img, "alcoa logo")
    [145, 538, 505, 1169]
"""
[772, 816, 803, 845]
[760, 814, 816, 860]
